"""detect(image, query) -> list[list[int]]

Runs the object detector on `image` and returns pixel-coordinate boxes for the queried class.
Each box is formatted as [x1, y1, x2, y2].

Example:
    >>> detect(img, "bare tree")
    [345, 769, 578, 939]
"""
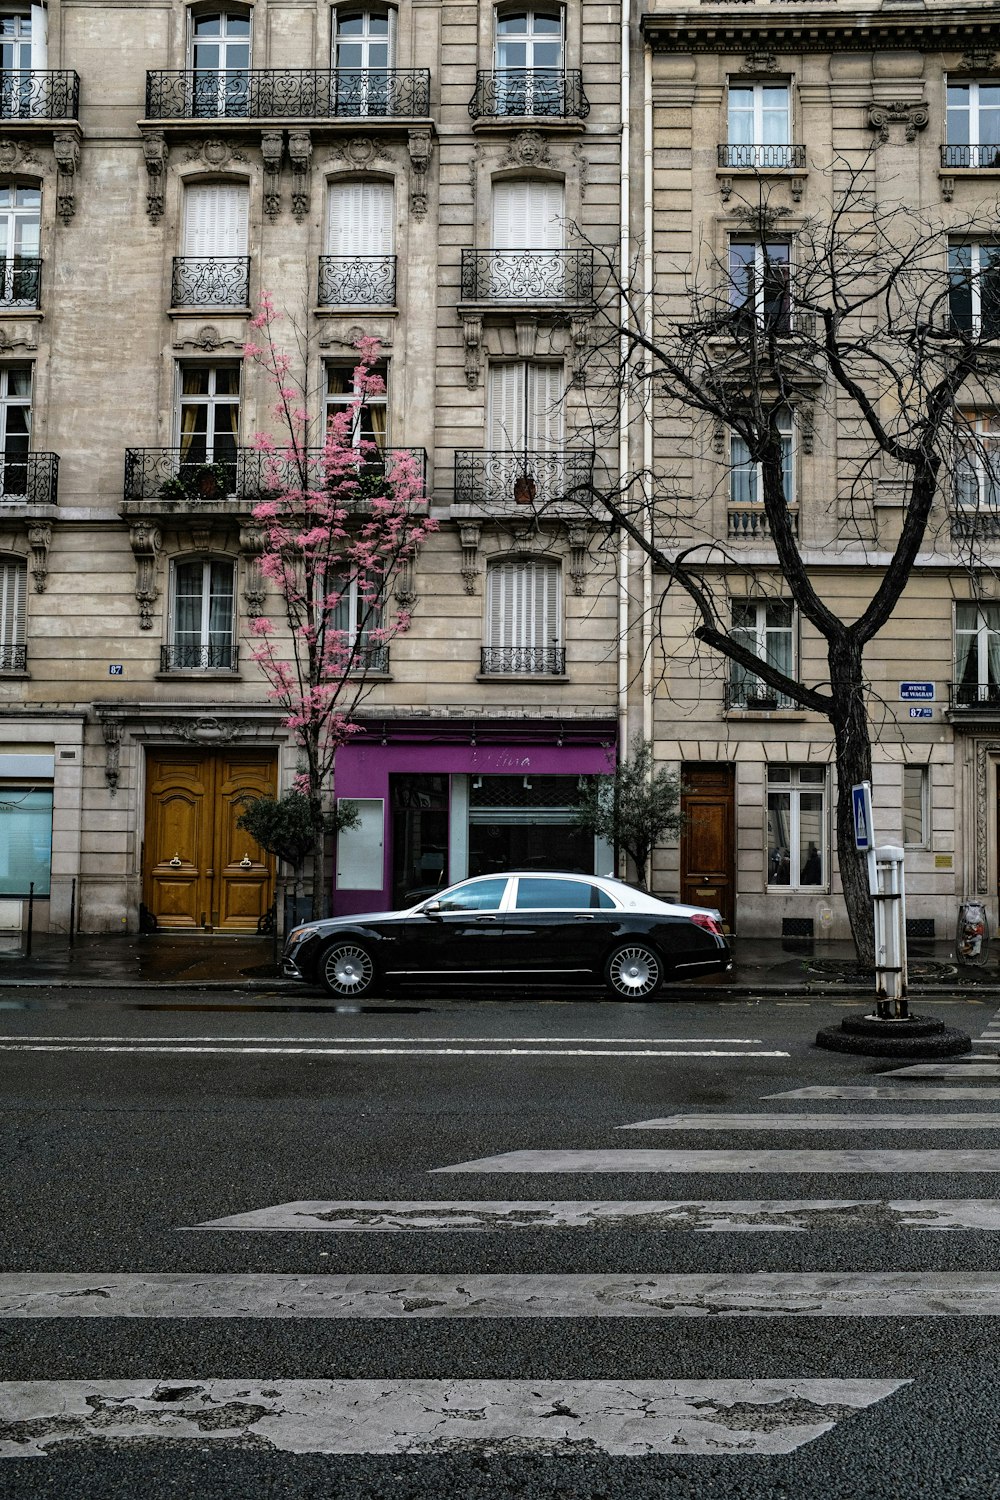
[565, 171, 1000, 958]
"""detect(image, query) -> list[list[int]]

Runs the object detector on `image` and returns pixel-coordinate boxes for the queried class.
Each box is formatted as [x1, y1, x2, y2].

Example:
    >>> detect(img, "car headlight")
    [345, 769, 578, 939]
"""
[288, 926, 319, 944]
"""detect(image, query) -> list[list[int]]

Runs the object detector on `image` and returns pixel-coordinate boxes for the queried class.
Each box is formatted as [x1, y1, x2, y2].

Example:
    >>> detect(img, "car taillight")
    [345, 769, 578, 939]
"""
[689, 912, 722, 936]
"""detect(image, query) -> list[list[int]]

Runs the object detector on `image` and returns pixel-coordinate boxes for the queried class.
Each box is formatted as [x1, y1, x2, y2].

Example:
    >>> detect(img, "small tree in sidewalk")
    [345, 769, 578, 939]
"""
[574, 735, 682, 889]
[243, 297, 437, 917]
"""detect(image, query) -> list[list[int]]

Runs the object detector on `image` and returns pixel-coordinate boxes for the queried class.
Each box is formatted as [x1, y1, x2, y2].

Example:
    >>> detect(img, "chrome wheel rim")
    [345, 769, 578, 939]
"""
[608, 946, 660, 997]
[325, 944, 374, 996]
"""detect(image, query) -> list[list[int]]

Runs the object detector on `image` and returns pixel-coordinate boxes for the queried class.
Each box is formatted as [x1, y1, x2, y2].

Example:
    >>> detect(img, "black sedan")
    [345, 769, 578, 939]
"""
[282, 871, 731, 999]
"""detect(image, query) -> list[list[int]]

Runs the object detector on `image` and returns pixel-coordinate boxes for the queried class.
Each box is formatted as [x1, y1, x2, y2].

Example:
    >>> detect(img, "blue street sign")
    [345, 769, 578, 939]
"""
[108, 664, 123, 676]
[909, 706, 933, 720]
[852, 782, 874, 852]
[900, 682, 934, 700]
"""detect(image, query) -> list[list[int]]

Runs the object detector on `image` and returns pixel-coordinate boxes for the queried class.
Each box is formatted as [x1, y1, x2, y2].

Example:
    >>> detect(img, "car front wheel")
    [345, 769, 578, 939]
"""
[319, 940, 377, 999]
[604, 942, 664, 999]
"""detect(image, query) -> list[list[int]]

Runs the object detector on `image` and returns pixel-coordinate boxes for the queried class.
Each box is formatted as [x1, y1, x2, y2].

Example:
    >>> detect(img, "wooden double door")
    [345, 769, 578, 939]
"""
[144, 750, 277, 930]
[679, 763, 736, 929]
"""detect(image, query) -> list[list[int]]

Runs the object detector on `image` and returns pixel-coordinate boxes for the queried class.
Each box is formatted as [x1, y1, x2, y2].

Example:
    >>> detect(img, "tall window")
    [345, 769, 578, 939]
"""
[903, 765, 929, 848]
[326, 572, 387, 673]
[955, 414, 1000, 508]
[0, 365, 30, 498]
[177, 182, 249, 307]
[729, 600, 794, 709]
[333, 8, 393, 114]
[955, 602, 1000, 706]
[727, 82, 792, 166]
[0, 10, 33, 72]
[0, 784, 51, 891]
[485, 558, 562, 674]
[169, 558, 236, 669]
[190, 11, 251, 117]
[945, 82, 1000, 167]
[949, 242, 1000, 336]
[730, 411, 794, 508]
[177, 363, 240, 475]
[729, 239, 791, 333]
[494, 9, 563, 113]
[767, 765, 826, 888]
[0, 555, 26, 670]
[323, 179, 395, 305]
[488, 361, 563, 450]
[0, 7, 45, 118]
[326, 360, 389, 447]
[0, 183, 39, 307]
[490, 178, 564, 298]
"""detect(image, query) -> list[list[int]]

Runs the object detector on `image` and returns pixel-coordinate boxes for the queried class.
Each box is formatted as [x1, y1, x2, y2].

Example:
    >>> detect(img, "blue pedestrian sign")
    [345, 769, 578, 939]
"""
[852, 781, 874, 852]
[900, 682, 934, 701]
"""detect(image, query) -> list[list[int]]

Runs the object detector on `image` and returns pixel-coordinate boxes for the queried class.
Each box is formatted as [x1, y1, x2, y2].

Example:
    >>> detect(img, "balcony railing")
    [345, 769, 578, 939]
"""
[460, 248, 593, 303]
[318, 255, 396, 306]
[171, 257, 250, 308]
[145, 68, 431, 120]
[941, 144, 1000, 170]
[717, 143, 806, 170]
[454, 449, 593, 508]
[161, 643, 238, 672]
[343, 633, 389, 674]
[0, 643, 26, 671]
[0, 452, 58, 505]
[124, 445, 427, 503]
[950, 680, 1000, 710]
[0, 70, 79, 119]
[469, 69, 589, 121]
[0, 256, 40, 308]
[728, 506, 799, 539]
[724, 680, 795, 711]
[481, 645, 566, 676]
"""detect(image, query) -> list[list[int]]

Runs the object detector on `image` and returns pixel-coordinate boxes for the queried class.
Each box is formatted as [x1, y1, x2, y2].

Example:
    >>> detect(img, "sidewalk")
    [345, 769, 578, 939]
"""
[1, 929, 998, 995]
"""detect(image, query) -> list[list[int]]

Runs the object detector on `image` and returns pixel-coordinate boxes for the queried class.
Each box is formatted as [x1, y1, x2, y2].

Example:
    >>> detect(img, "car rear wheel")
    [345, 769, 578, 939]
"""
[604, 942, 664, 999]
[319, 940, 377, 998]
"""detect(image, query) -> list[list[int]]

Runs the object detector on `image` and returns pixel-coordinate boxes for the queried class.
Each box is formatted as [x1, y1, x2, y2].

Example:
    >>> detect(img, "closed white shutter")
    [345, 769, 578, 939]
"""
[30, 4, 47, 70]
[488, 560, 560, 648]
[183, 183, 249, 256]
[488, 362, 526, 449]
[0, 560, 26, 647]
[492, 179, 563, 250]
[526, 363, 564, 448]
[326, 180, 393, 256]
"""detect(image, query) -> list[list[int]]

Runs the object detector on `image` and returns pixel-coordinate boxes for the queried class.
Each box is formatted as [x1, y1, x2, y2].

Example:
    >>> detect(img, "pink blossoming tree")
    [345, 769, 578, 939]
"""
[243, 296, 437, 917]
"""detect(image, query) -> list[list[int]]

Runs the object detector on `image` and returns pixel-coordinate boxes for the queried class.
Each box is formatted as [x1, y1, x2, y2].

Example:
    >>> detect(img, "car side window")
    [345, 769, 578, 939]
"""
[433, 878, 508, 912]
[515, 877, 616, 910]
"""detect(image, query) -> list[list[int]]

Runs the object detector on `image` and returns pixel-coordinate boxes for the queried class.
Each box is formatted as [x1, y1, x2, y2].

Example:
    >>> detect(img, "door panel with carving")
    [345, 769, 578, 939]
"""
[679, 763, 735, 928]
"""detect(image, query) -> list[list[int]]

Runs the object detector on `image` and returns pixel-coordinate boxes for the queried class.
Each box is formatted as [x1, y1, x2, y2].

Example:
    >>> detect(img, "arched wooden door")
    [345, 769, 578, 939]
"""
[143, 750, 277, 929]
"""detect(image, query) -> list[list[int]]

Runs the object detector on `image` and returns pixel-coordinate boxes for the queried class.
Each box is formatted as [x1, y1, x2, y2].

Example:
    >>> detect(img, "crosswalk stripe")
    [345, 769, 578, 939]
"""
[187, 1198, 1000, 1232]
[0, 1045, 789, 1059]
[766, 1087, 1000, 1100]
[619, 1114, 1000, 1131]
[2, 1272, 999, 1318]
[432, 1148, 1000, 1173]
[0, 1378, 909, 1458]
[0, 1034, 767, 1045]
[877, 1065, 1000, 1079]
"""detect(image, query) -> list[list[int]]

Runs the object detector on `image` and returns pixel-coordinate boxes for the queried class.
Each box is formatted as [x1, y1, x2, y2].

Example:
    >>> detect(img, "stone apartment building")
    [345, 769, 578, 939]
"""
[0, 0, 623, 935]
[634, 0, 1000, 941]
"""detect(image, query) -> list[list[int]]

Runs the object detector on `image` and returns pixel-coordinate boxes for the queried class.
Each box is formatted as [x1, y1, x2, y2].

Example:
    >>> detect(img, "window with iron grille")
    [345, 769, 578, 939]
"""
[167, 557, 236, 670]
[729, 600, 794, 709]
[0, 555, 26, 669]
[484, 558, 562, 674]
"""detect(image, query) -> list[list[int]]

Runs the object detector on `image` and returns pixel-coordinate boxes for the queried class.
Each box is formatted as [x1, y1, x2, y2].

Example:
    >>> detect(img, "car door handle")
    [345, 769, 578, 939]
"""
[573, 914, 596, 920]
[471, 915, 499, 922]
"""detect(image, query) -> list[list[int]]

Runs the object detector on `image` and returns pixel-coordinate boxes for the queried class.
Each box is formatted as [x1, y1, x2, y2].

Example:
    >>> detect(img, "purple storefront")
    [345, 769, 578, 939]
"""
[331, 718, 618, 915]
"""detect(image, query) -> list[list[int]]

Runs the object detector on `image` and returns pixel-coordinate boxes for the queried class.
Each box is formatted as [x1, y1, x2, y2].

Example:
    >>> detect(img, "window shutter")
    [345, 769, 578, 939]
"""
[184, 183, 249, 256]
[327, 181, 393, 256]
[526, 363, 564, 448]
[488, 363, 526, 449]
[30, 4, 47, 70]
[488, 560, 559, 648]
[492, 179, 563, 251]
[0, 560, 26, 646]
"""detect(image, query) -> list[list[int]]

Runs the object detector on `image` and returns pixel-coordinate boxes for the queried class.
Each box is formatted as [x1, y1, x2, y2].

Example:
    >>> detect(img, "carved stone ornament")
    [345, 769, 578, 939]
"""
[571, 142, 590, 201]
[53, 132, 80, 225]
[503, 132, 552, 169]
[569, 315, 590, 387]
[566, 524, 589, 595]
[407, 128, 432, 217]
[974, 741, 1000, 892]
[960, 49, 997, 74]
[393, 558, 416, 612]
[941, 175, 955, 203]
[239, 522, 266, 615]
[170, 324, 245, 354]
[261, 130, 283, 220]
[461, 314, 483, 390]
[459, 523, 482, 593]
[128, 520, 161, 630]
[800, 402, 815, 456]
[0, 323, 38, 352]
[165, 716, 244, 744]
[515, 316, 538, 360]
[288, 130, 312, 222]
[184, 138, 249, 169]
[739, 52, 780, 76]
[329, 135, 393, 170]
[142, 131, 168, 223]
[99, 714, 124, 796]
[27, 522, 51, 592]
[0, 139, 37, 175]
[868, 101, 929, 145]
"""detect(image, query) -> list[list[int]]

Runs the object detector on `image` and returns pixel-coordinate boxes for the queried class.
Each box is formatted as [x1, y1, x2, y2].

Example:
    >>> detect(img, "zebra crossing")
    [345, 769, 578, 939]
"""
[4, 1013, 1000, 1464]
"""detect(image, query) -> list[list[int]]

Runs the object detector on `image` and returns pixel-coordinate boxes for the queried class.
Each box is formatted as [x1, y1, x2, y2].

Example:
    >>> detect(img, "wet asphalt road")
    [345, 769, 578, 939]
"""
[0, 983, 998, 1499]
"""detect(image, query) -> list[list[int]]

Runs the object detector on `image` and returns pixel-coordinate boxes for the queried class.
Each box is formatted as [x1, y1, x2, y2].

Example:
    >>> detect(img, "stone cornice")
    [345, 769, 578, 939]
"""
[641, 9, 1000, 55]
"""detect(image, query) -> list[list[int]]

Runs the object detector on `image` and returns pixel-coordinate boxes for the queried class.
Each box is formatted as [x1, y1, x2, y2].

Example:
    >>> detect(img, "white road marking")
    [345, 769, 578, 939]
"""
[432, 1148, 1000, 1173]
[877, 1065, 1000, 1078]
[0, 1378, 909, 1458]
[0, 1045, 789, 1059]
[1, 1272, 999, 1318]
[619, 1114, 1000, 1131]
[187, 1198, 1000, 1233]
[0, 1034, 766, 1045]
[766, 1087, 1000, 1100]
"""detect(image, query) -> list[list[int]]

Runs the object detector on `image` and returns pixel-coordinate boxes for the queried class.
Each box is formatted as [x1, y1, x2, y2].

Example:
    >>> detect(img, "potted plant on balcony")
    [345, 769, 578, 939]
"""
[158, 461, 233, 505]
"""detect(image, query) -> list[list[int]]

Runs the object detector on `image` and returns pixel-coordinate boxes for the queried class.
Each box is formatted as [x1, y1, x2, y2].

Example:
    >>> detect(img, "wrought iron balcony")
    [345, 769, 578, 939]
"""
[469, 70, 589, 120]
[124, 445, 427, 504]
[724, 680, 794, 711]
[950, 680, 1000, 710]
[717, 144, 806, 170]
[728, 506, 799, 539]
[0, 643, 26, 671]
[342, 633, 389, 674]
[171, 257, 250, 308]
[454, 449, 594, 508]
[145, 68, 431, 121]
[0, 452, 58, 505]
[0, 70, 79, 119]
[161, 642, 239, 672]
[460, 249, 593, 304]
[318, 255, 396, 306]
[481, 645, 566, 676]
[0, 256, 40, 308]
[940, 144, 1000, 169]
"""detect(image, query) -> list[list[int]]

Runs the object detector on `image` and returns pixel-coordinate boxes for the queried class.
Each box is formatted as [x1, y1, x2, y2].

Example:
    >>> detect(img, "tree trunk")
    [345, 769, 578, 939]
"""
[829, 638, 875, 963]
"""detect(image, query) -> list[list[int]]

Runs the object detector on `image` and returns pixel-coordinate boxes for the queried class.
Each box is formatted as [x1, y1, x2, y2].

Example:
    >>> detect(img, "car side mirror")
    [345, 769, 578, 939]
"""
[423, 898, 443, 917]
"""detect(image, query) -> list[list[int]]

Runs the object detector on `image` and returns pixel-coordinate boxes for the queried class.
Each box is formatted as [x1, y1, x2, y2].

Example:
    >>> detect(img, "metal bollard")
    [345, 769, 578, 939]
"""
[25, 881, 34, 959]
